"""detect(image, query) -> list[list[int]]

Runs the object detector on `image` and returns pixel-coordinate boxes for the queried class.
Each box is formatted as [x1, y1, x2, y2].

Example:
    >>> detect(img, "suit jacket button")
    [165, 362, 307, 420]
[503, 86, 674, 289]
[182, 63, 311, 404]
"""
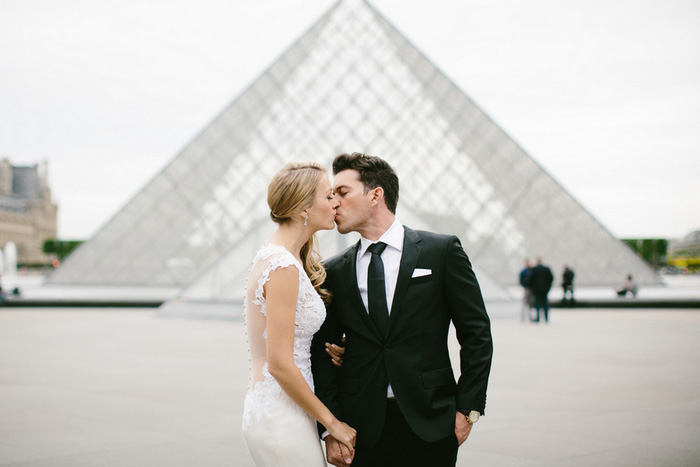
[384, 344, 390, 351]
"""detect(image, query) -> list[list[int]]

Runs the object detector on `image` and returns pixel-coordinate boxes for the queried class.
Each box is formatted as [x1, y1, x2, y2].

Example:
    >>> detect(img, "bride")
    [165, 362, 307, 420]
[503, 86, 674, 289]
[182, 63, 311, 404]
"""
[242, 162, 356, 466]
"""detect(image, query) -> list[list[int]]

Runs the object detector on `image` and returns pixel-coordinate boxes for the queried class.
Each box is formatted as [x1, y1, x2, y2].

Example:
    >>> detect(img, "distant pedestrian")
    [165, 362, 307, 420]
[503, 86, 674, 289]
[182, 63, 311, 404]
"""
[519, 259, 533, 321]
[562, 266, 575, 305]
[530, 257, 554, 323]
[616, 274, 638, 297]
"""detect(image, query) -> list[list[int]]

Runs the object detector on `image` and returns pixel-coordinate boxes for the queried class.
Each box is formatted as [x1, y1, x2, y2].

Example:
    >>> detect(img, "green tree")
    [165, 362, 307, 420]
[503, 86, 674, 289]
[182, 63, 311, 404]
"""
[621, 238, 668, 268]
[43, 239, 83, 261]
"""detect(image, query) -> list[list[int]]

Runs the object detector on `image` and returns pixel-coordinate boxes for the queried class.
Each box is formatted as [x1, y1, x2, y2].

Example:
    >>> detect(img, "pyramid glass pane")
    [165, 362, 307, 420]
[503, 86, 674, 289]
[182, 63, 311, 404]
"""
[50, 0, 658, 289]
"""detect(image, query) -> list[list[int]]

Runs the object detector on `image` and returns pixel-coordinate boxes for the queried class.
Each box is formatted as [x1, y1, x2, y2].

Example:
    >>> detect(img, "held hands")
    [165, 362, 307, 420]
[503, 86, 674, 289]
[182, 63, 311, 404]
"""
[324, 339, 352, 465]
[324, 434, 355, 467]
[327, 418, 356, 455]
[454, 411, 473, 446]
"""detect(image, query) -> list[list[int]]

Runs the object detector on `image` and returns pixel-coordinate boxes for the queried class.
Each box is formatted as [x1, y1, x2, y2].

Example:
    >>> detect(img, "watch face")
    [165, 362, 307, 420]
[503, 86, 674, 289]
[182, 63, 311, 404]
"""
[468, 411, 480, 423]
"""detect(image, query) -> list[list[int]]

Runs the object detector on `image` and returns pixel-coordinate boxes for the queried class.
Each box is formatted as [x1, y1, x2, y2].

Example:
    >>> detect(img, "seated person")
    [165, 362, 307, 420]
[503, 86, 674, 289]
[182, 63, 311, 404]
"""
[616, 274, 638, 297]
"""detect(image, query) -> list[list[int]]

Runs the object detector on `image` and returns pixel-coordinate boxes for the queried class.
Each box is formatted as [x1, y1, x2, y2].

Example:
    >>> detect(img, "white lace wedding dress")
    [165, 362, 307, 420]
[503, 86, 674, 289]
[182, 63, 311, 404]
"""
[242, 244, 327, 466]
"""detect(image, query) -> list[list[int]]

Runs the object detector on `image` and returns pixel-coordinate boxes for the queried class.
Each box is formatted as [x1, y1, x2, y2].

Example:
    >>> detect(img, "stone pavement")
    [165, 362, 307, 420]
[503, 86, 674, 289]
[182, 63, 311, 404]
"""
[1, 307, 699, 466]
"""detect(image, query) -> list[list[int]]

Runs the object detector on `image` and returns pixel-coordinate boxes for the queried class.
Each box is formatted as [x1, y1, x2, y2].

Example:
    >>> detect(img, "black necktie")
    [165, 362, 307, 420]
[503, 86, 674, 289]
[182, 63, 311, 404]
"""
[367, 242, 389, 335]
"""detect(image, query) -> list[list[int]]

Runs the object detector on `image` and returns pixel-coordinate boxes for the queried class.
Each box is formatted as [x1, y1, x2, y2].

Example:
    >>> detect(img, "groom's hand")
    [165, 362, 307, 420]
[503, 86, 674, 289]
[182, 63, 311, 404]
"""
[324, 435, 354, 466]
[455, 411, 473, 446]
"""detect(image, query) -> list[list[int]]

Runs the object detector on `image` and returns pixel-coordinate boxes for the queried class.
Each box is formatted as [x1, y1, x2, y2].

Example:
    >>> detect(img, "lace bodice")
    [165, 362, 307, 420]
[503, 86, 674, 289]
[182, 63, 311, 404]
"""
[242, 244, 327, 430]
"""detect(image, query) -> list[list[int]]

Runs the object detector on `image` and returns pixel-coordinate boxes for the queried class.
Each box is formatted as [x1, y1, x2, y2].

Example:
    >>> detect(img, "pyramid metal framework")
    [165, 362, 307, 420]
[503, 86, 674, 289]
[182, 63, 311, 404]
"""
[50, 0, 658, 290]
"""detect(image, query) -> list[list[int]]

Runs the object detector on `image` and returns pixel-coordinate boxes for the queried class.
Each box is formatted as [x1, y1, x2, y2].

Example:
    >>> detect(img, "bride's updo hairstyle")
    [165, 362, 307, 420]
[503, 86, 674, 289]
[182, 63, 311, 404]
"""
[267, 162, 330, 303]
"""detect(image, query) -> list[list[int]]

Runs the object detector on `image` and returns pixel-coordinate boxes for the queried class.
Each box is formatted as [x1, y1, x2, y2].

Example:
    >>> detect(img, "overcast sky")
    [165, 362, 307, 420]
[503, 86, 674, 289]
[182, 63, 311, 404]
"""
[1, 0, 699, 240]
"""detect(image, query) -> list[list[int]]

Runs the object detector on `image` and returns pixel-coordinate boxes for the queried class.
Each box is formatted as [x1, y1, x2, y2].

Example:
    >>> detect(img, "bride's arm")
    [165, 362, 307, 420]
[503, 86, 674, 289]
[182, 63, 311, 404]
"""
[265, 266, 356, 454]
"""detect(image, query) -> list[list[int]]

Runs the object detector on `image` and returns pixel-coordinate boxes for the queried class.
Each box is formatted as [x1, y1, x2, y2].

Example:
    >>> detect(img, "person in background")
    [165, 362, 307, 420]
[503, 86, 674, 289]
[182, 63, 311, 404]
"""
[529, 257, 554, 323]
[616, 274, 639, 297]
[561, 266, 575, 305]
[519, 259, 533, 321]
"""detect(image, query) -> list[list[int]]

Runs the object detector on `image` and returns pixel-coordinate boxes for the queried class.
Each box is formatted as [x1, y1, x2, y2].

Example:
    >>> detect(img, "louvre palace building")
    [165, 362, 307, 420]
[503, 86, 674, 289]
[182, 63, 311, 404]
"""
[0, 158, 57, 268]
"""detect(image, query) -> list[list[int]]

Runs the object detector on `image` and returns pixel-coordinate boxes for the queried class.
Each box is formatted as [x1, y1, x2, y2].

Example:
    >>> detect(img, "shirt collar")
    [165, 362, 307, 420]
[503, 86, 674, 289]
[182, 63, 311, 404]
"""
[358, 218, 404, 258]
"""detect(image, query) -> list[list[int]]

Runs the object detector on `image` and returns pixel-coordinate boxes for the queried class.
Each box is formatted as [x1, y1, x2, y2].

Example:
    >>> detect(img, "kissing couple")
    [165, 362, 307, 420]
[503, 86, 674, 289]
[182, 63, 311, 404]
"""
[242, 153, 493, 467]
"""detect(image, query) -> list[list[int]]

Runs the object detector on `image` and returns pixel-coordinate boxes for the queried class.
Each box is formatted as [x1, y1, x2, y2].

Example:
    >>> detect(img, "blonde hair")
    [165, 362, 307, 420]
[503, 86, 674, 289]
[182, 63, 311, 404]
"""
[267, 162, 330, 303]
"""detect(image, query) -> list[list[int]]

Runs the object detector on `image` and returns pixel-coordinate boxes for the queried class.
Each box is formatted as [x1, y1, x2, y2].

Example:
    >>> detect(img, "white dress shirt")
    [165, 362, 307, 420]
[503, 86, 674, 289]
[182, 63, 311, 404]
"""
[356, 218, 404, 315]
[356, 218, 404, 399]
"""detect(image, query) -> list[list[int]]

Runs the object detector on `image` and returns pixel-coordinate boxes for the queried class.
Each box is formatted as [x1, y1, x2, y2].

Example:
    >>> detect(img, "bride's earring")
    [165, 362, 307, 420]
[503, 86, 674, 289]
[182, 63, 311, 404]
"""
[304, 213, 308, 226]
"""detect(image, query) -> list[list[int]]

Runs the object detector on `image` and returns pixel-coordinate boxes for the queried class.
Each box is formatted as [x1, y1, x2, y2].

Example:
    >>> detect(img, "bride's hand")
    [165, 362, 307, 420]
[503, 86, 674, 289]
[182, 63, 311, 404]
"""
[327, 419, 356, 461]
[325, 337, 346, 367]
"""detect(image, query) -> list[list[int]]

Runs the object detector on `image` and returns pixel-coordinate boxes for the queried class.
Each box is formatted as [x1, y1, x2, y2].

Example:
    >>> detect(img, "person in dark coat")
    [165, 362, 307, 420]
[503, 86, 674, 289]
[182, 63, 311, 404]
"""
[519, 259, 533, 320]
[311, 153, 493, 467]
[561, 266, 575, 305]
[529, 257, 554, 323]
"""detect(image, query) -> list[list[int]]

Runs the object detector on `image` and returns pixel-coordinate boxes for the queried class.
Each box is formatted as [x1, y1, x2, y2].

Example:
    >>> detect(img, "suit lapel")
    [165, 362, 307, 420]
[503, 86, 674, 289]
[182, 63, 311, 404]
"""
[388, 227, 422, 333]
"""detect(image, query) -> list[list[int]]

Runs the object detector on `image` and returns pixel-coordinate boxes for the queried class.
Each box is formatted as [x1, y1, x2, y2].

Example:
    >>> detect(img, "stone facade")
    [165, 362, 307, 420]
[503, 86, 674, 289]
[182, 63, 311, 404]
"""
[0, 159, 58, 266]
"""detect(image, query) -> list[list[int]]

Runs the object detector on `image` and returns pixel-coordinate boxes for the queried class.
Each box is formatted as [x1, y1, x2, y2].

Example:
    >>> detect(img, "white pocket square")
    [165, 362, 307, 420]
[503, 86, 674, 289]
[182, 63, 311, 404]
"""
[411, 268, 432, 278]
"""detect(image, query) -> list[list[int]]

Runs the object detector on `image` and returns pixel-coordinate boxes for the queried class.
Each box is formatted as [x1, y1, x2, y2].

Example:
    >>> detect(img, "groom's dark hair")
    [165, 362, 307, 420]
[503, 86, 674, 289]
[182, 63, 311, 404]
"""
[333, 152, 399, 214]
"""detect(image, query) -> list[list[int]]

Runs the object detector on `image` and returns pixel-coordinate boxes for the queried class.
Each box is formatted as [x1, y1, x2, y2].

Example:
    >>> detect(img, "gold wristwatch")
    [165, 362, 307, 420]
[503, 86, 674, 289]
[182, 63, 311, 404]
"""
[466, 410, 480, 425]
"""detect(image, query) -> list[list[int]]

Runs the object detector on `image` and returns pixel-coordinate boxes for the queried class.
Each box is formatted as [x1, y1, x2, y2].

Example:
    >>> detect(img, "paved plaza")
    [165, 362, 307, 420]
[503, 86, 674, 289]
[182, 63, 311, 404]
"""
[1, 306, 699, 466]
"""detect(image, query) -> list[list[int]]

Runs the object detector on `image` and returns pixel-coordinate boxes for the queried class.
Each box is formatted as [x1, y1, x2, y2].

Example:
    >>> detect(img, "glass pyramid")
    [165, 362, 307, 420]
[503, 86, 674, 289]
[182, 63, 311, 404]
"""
[50, 0, 658, 291]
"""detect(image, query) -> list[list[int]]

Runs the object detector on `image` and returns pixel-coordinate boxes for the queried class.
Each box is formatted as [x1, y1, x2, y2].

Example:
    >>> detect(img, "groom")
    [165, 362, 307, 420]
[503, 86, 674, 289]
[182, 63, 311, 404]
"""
[311, 153, 493, 467]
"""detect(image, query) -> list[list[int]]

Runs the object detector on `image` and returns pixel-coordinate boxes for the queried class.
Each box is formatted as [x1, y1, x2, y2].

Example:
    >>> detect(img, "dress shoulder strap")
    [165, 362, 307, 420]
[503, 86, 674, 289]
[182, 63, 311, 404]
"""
[252, 244, 304, 312]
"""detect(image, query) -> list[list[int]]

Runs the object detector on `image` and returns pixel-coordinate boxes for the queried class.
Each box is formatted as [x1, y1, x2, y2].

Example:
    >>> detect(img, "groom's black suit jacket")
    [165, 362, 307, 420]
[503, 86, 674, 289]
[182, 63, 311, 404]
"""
[311, 226, 493, 448]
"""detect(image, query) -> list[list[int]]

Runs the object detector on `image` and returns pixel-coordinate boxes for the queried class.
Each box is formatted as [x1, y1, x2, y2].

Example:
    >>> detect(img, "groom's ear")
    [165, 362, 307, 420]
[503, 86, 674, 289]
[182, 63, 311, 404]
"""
[369, 187, 384, 206]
